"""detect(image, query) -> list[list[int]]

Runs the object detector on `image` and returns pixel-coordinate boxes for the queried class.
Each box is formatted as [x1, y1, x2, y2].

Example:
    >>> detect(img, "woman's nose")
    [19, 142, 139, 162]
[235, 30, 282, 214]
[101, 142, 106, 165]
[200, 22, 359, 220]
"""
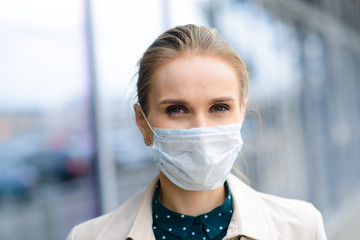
[190, 113, 208, 128]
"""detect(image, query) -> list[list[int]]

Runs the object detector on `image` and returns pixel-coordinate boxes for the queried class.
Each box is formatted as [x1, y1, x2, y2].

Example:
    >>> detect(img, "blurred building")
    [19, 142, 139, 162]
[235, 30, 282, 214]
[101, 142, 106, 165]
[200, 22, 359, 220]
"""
[210, 0, 360, 239]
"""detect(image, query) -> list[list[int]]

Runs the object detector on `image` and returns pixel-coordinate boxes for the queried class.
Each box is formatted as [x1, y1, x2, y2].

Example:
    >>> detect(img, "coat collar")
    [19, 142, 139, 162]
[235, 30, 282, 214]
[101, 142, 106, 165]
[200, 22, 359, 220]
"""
[225, 174, 278, 240]
[126, 174, 279, 240]
[126, 177, 158, 240]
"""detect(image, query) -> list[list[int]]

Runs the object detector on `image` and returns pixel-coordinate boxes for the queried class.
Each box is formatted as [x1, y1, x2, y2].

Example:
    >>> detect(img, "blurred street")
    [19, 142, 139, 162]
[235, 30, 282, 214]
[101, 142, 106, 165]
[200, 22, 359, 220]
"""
[0, 163, 158, 240]
[0, 177, 95, 240]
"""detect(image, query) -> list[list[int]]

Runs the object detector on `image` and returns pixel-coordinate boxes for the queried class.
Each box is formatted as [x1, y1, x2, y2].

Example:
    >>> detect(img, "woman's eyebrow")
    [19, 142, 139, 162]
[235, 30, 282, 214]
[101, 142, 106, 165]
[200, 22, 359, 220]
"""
[158, 97, 235, 105]
[158, 99, 188, 105]
[211, 96, 236, 103]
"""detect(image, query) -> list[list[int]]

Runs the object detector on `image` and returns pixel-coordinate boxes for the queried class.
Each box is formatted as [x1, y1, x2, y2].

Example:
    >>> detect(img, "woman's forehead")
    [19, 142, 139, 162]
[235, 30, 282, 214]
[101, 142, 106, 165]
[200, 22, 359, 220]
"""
[149, 55, 241, 101]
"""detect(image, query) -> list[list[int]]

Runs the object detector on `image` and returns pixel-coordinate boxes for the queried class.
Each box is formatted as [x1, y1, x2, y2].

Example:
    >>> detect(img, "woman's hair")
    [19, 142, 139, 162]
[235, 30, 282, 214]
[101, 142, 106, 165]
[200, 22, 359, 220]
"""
[136, 24, 249, 115]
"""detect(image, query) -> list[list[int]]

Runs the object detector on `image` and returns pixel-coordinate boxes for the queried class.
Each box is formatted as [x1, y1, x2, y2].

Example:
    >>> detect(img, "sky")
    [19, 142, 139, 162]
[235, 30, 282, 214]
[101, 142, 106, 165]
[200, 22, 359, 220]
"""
[0, 0, 86, 111]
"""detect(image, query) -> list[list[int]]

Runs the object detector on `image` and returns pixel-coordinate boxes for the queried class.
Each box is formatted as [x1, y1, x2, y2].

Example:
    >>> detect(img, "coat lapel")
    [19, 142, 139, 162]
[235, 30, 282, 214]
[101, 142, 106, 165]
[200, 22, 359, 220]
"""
[120, 174, 279, 240]
[126, 177, 158, 240]
[225, 174, 278, 240]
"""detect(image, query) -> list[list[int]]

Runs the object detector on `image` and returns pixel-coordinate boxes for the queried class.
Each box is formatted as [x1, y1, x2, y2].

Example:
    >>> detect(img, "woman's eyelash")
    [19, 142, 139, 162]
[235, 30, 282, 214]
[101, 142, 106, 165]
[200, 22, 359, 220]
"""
[210, 104, 230, 112]
[165, 104, 230, 115]
[165, 105, 188, 115]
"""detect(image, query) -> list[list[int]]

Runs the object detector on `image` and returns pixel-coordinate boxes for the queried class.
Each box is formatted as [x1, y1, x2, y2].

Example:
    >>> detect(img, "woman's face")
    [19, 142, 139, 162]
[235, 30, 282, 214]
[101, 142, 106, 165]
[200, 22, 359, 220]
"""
[135, 54, 245, 137]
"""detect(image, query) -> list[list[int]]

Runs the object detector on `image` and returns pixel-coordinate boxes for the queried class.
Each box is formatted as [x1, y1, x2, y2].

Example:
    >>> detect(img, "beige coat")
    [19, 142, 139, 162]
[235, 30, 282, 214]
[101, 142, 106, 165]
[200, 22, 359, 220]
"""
[66, 174, 327, 240]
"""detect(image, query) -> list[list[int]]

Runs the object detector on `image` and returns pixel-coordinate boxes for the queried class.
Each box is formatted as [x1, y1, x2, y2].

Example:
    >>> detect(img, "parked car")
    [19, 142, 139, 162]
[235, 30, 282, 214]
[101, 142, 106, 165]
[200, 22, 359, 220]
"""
[0, 156, 39, 198]
[25, 150, 89, 182]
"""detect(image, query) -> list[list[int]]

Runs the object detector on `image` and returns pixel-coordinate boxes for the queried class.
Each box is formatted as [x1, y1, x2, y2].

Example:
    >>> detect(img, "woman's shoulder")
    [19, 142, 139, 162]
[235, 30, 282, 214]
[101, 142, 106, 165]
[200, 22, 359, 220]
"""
[259, 190, 322, 223]
[227, 174, 327, 239]
[66, 186, 149, 240]
[258, 191, 327, 239]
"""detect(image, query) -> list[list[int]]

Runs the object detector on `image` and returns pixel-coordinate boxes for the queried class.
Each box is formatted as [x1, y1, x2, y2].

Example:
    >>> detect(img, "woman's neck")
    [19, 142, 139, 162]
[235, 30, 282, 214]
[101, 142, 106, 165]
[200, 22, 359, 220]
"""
[158, 172, 227, 217]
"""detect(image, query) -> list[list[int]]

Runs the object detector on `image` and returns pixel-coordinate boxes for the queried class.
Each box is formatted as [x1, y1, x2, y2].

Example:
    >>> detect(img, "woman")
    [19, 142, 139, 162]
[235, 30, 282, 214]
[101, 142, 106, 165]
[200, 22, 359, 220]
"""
[67, 24, 327, 240]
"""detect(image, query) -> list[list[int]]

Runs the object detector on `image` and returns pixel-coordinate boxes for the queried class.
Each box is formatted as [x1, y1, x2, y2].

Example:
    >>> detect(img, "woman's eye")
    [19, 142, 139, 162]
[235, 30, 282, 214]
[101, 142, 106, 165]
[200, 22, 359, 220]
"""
[210, 104, 230, 113]
[165, 105, 187, 115]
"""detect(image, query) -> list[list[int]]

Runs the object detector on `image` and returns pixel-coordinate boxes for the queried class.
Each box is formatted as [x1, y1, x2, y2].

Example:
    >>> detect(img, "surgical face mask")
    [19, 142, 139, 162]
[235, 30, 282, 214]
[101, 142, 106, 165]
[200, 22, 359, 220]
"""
[141, 108, 244, 191]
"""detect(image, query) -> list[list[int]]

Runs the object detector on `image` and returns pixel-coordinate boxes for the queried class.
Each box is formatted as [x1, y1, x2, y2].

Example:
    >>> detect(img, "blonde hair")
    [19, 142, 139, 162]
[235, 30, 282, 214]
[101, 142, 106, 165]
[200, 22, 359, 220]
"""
[136, 24, 249, 114]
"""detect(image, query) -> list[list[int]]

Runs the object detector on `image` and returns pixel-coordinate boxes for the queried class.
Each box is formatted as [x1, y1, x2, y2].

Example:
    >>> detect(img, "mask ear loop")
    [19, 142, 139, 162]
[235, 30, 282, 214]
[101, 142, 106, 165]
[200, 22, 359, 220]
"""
[139, 105, 158, 137]
[239, 104, 244, 129]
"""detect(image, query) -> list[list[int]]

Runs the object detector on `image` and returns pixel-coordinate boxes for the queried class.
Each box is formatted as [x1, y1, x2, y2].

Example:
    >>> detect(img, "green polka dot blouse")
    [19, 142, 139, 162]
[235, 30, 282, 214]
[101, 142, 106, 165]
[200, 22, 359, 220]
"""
[152, 181, 233, 240]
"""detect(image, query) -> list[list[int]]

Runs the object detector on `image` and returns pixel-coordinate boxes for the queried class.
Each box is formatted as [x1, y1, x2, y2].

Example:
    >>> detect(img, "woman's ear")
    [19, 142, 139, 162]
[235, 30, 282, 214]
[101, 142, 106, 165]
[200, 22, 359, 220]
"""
[134, 104, 152, 145]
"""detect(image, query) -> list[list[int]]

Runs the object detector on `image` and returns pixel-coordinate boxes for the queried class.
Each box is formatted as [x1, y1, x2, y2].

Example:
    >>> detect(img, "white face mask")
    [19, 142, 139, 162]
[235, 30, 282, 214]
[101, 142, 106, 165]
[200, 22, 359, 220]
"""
[141, 108, 244, 191]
